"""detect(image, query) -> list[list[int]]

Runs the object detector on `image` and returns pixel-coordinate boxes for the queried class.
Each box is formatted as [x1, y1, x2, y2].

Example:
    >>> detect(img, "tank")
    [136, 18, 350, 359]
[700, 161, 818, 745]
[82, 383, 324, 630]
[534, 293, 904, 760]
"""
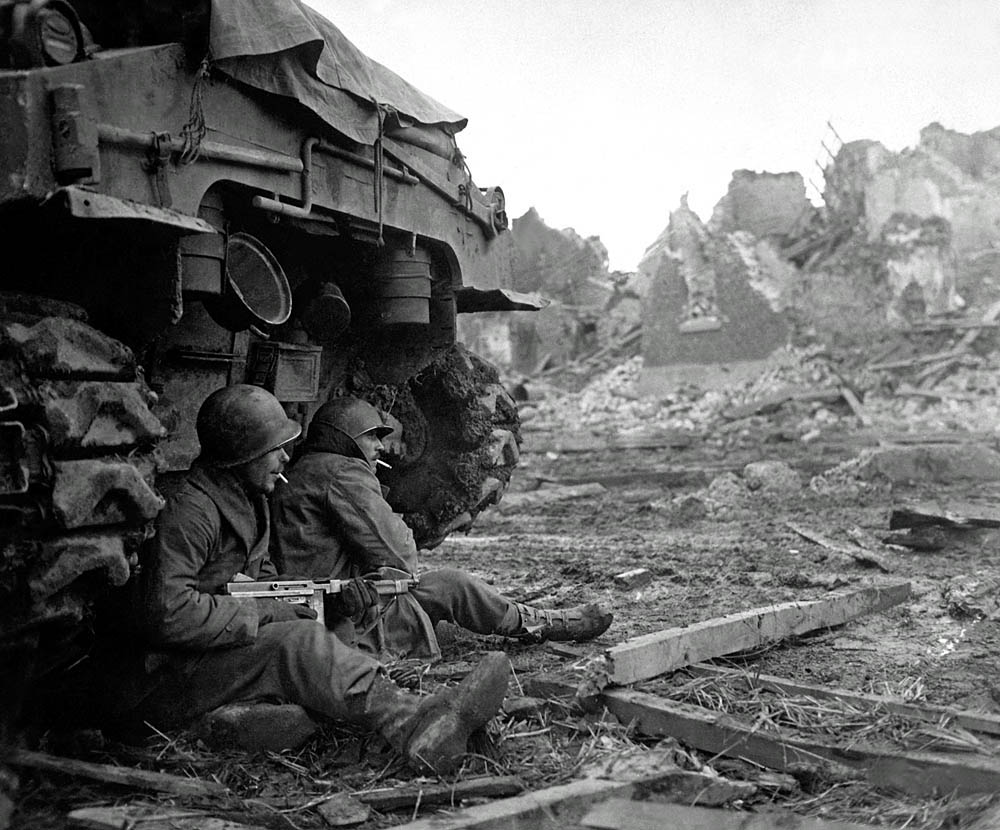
[0, 0, 536, 738]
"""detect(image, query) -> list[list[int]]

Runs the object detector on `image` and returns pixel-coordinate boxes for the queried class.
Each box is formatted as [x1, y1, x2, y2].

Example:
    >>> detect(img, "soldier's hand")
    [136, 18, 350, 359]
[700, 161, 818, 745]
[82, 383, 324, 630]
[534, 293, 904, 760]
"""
[332, 577, 381, 618]
[256, 598, 318, 625]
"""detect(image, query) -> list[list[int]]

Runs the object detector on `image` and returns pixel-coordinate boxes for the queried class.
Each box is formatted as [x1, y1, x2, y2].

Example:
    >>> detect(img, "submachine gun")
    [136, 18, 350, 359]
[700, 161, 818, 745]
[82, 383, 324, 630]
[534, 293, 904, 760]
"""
[224, 576, 419, 626]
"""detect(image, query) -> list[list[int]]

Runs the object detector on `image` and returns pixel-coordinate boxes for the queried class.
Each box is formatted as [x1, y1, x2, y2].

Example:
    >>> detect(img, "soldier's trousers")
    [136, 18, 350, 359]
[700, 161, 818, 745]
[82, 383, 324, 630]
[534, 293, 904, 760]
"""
[121, 569, 514, 726]
[130, 621, 382, 728]
[410, 568, 514, 633]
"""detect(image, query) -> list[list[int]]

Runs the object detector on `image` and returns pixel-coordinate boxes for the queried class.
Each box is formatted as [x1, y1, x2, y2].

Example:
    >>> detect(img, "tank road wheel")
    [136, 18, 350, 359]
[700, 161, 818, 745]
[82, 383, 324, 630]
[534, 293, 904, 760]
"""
[370, 344, 520, 549]
[0, 299, 166, 736]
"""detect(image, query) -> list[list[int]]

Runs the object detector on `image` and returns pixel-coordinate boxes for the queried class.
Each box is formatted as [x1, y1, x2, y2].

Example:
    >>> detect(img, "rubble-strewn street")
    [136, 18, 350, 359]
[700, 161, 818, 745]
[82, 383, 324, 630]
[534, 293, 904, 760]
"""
[5, 2, 1000, 825]
[15, 343, 1000, 829]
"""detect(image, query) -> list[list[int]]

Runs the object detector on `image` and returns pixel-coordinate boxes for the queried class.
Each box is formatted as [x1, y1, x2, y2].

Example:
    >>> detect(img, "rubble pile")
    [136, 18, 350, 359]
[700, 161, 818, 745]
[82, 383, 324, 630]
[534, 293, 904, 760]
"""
[520, 346, 849, 436]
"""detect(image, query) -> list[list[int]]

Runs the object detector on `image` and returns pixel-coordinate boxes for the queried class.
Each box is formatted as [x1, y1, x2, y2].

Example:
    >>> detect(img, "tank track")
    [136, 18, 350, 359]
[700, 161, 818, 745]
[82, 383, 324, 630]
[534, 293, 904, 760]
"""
[0, 300, 165, 739]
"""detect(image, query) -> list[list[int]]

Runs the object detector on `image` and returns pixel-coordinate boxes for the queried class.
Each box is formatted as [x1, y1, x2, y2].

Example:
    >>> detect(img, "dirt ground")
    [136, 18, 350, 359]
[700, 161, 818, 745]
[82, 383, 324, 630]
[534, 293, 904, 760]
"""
[13, 414, 1000, 829]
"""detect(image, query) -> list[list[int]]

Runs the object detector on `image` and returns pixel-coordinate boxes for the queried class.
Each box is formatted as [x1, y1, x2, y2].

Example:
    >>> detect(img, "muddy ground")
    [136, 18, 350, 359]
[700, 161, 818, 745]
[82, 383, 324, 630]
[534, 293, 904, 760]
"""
[14, 416, 1000, 828]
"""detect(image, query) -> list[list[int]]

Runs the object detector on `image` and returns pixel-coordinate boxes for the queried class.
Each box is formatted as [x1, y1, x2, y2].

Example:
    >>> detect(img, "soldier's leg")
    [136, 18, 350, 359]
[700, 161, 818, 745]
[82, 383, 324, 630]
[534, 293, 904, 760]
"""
[135, 621, 511, 775]
[412, 568, 614, 643]
[409, 568, 509, 634]
[139, 621, 380, 726]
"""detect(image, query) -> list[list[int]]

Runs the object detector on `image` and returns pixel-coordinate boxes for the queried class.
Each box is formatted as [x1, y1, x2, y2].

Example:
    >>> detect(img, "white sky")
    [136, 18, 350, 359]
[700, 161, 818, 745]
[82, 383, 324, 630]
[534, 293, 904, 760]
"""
[307, 0, 1000, 272]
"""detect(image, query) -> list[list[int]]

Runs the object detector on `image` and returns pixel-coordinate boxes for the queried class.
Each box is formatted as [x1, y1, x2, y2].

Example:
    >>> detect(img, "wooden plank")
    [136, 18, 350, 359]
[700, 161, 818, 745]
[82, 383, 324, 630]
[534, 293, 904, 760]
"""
[890, 501, 1000, 530]
[581, 798, 872, 830]
[689, 664, 1000, 737]
[605, 582, 911, 685]
[69, 805, 260, 830]
[390, 768, 754, 830]
[786, 522, 892, 573]
[356, 776, 525, 811]
[868, 347, 967, 372]
[5, 748, 226, 797]
[600, 687, 1000, 798]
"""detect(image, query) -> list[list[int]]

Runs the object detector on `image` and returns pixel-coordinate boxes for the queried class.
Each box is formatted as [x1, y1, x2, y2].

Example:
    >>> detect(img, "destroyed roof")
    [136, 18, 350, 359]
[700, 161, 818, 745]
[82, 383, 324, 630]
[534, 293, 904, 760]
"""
[210, 0, 467, 145]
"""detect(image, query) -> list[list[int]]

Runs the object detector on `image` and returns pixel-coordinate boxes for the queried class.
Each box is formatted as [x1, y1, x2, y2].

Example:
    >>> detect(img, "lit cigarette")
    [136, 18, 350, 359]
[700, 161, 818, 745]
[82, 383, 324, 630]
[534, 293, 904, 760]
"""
[375, 459, 392, 470]
[277, 473, 289, 483]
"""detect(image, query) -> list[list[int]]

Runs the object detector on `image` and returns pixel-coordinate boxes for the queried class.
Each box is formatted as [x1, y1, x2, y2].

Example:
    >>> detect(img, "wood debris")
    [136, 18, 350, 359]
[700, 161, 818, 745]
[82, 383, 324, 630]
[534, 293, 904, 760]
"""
[786, 521, 893, 572]
[601, 582, 910, 685]
[4, 748, 226, 797]
[68, 805, 258, 830]
[581, 798, 872, 830]
[390, 765, 753, 830]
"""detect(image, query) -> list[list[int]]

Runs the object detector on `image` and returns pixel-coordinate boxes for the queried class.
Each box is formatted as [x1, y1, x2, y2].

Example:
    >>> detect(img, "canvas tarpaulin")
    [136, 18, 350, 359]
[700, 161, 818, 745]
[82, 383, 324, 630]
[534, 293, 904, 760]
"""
[210, 0, 466, 146]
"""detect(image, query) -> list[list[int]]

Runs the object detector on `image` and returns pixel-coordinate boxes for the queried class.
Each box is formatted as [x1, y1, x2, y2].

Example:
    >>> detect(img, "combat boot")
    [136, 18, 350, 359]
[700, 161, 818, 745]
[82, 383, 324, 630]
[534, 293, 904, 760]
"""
[361, 651, 510, 774]
[499, 602, 613, 643]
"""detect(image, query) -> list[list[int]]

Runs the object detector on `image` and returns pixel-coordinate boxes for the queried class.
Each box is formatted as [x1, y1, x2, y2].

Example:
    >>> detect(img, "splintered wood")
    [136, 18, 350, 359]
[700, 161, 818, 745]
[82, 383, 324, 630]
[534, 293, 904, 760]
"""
[4, 748, 226, 797]
[604, 582, 911, 685]
[581, 798, 872, 830]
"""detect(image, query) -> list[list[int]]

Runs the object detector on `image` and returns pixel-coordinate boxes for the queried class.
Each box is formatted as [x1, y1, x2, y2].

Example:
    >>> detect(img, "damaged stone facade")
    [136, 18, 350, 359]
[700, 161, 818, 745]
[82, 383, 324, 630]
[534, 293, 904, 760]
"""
[636, 122, 1000, 392]
[638, 194, 793, 393]
[465, 122, 1000, 399]
[460, 208, 628, 377]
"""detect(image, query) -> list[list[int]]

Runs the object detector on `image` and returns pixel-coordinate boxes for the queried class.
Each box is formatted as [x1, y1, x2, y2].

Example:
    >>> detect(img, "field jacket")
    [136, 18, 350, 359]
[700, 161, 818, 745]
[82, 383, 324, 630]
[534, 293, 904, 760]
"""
[271, 438, 436, 660]
[135, 464, 274, 652]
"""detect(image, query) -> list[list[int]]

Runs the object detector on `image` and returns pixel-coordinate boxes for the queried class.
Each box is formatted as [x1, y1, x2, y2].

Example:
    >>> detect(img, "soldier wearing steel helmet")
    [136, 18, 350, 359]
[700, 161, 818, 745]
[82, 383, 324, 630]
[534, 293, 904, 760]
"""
[112, 385, 511, 775]
[270, 395, 614, 661]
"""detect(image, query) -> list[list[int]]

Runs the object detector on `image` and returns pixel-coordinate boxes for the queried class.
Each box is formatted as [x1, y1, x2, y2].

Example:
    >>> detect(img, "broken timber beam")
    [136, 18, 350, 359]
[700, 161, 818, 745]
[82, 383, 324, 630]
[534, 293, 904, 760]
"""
[526, 678, 1000, 798]
[603, 582, 910, 685]
[389, 767, 754, 830]
[581, 798, 872, 830]
[603, 688, 1000, 798]
[689, 665, 1000, 737]
[3, 747, 227, 797]
[890, 501, 1000, 530]
[355, 776, 525, 811]
[69, 806, 259, 830]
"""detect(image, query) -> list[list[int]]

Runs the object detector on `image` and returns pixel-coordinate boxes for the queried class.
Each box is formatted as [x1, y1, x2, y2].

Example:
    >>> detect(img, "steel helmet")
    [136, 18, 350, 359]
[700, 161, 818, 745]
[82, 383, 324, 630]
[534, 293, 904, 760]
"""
[197, 384, 302, 467]
[310, 396, 393, 440]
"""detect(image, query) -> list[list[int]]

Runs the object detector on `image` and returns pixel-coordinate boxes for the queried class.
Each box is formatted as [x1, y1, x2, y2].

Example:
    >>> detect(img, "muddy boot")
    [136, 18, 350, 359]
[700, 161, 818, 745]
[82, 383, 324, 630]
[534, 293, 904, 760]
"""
[362, 651, 510, 775]
[499, 602, 613, 643]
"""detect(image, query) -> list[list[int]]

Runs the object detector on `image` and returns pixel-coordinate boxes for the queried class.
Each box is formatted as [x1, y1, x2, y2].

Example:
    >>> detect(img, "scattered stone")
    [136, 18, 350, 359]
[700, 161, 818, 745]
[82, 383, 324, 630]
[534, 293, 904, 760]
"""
[943, 575, 1000, 621]
[667, 493, 709, 524]
[743, 460, 802, 494]
[196, 702, 318, 753]
[613, 568, 653, 590]
[317, 793, 370, 827]
[704, 473, 749, 510]
[502, 696, 548, 721]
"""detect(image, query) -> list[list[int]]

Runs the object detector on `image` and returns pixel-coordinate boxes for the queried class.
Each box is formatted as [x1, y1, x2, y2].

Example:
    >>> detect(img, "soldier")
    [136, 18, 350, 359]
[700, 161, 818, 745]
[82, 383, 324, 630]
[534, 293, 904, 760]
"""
[113, 385, 510, 775]
[270, 395, 613, 662]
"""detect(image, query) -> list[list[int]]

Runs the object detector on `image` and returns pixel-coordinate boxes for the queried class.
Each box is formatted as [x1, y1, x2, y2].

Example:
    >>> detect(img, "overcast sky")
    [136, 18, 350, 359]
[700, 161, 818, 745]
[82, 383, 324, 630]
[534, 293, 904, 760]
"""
[306, 0, 1000, 271]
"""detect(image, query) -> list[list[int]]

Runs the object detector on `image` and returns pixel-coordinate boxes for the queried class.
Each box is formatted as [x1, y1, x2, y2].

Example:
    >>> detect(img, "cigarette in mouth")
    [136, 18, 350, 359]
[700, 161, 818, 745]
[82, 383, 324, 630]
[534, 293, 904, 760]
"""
[375, 459, 392, 470]
[277, 473, 289, 483]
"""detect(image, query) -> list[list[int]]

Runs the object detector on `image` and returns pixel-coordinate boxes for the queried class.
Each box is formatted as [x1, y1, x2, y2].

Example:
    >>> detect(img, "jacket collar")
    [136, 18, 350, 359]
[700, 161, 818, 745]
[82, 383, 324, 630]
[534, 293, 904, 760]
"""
[187, 464, 267, 553]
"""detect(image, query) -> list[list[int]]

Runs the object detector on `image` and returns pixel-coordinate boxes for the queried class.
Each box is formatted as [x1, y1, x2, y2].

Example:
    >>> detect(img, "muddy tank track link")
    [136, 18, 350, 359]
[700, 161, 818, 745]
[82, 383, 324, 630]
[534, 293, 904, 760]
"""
[0, 307, 166, 685]
[357, 343, 521, 550]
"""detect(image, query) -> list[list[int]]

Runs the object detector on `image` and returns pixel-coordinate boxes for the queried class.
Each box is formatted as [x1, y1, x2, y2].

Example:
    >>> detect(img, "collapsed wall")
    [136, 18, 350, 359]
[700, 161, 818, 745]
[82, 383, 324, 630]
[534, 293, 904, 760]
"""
[638, 121, 1000, 390]
[459, 208, 633, 377]
[801, 123, 1000, 341]
[638, 194, 794, 394]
